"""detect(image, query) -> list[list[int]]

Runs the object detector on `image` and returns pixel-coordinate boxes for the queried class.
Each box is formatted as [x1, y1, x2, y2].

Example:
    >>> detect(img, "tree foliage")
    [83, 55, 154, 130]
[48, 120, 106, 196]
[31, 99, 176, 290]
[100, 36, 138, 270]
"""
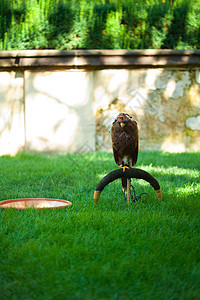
[0, 0, 200, 50]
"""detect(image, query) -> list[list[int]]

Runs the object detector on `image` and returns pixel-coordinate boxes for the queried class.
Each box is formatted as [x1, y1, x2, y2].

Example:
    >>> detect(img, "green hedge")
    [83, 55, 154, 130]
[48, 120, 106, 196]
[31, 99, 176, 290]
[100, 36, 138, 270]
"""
[0, 0, 200, 50]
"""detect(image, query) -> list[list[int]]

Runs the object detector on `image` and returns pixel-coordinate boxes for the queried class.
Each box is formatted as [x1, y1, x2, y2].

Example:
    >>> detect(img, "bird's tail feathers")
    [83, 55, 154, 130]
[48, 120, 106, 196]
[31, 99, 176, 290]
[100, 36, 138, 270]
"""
[121, 177, 128, 193]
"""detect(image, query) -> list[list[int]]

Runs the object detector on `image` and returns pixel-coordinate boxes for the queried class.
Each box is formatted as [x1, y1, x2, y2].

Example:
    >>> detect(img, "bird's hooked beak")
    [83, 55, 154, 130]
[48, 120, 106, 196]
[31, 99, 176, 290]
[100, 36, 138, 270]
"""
[120, 123, 126, 128]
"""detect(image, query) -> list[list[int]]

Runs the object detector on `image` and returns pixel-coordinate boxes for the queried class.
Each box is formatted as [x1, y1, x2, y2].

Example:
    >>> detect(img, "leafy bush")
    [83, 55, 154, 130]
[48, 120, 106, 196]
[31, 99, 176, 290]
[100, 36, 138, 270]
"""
[0, 0, 200, 50]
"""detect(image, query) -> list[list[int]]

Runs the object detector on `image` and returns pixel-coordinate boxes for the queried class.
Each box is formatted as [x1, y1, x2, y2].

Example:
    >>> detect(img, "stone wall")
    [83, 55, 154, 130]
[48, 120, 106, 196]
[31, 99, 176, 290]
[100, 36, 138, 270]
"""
[0, 50, 200, 155]
[95, 69, 200, 152]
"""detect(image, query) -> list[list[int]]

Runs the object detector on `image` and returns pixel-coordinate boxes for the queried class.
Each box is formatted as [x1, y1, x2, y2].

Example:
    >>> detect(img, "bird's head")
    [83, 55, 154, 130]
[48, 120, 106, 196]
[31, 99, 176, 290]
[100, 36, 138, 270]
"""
[115, 113, 132, 128]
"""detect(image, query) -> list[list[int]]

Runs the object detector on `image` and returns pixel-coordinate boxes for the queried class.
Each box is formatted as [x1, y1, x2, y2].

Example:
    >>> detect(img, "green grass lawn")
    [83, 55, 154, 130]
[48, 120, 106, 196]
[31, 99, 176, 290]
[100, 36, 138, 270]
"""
[0, 151, 199, 300]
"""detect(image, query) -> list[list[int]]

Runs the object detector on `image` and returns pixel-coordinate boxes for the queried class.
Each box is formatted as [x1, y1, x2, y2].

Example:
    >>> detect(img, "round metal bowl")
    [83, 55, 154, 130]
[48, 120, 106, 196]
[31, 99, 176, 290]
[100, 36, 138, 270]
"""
[0, 198, 72, 210]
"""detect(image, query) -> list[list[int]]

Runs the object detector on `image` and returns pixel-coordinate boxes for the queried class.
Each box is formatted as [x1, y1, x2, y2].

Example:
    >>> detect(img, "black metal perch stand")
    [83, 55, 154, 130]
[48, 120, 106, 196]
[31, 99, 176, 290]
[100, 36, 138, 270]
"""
[94, 167, 162, 205]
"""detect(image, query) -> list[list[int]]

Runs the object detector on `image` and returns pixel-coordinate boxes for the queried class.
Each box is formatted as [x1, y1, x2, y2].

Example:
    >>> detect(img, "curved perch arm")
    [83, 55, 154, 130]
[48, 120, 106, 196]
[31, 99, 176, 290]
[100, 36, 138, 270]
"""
[94, 168, 162, 204]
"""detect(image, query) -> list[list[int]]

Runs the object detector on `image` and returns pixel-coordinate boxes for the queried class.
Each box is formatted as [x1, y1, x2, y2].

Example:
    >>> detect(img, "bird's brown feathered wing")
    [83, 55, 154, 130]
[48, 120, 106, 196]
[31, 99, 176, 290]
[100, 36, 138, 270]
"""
[111, 118, 138, 168]
[111, 114, 139, 191]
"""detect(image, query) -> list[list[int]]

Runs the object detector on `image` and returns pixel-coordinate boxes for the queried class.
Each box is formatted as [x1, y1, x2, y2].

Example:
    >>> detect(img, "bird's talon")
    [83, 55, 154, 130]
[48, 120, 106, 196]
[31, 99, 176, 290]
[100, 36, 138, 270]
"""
[119, 165, 130, 172]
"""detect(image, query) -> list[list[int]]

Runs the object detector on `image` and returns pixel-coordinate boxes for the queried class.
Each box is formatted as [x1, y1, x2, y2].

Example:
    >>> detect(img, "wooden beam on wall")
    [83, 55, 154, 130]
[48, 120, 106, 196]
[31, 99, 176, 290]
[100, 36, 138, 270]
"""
[1, 49, 200, 70]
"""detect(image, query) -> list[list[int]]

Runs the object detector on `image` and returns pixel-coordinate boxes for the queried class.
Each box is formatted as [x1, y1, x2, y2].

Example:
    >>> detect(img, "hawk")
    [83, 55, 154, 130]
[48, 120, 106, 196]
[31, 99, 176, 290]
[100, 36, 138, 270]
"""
[111, 113, 139, 191]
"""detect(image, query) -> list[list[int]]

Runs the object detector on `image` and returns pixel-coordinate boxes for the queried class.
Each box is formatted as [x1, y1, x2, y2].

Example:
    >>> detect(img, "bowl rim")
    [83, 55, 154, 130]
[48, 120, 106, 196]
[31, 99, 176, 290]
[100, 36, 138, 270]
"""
[0, 198, 73, 210]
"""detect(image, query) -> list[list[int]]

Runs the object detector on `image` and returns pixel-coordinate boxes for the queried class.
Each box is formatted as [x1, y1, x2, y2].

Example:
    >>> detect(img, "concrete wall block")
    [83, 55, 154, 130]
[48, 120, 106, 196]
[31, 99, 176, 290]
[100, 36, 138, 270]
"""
[25, 71, 95, 153]
[0, 71, 25, 156]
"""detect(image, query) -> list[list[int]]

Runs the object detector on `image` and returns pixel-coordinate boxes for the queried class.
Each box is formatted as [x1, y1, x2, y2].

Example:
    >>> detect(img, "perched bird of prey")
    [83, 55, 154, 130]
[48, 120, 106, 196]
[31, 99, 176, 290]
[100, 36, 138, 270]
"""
[111, 113, 139, 191]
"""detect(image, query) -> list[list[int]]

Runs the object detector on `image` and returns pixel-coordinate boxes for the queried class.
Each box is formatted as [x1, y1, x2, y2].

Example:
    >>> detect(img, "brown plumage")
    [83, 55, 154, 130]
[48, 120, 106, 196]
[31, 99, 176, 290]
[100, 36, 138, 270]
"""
[111, 113, 139, 191]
